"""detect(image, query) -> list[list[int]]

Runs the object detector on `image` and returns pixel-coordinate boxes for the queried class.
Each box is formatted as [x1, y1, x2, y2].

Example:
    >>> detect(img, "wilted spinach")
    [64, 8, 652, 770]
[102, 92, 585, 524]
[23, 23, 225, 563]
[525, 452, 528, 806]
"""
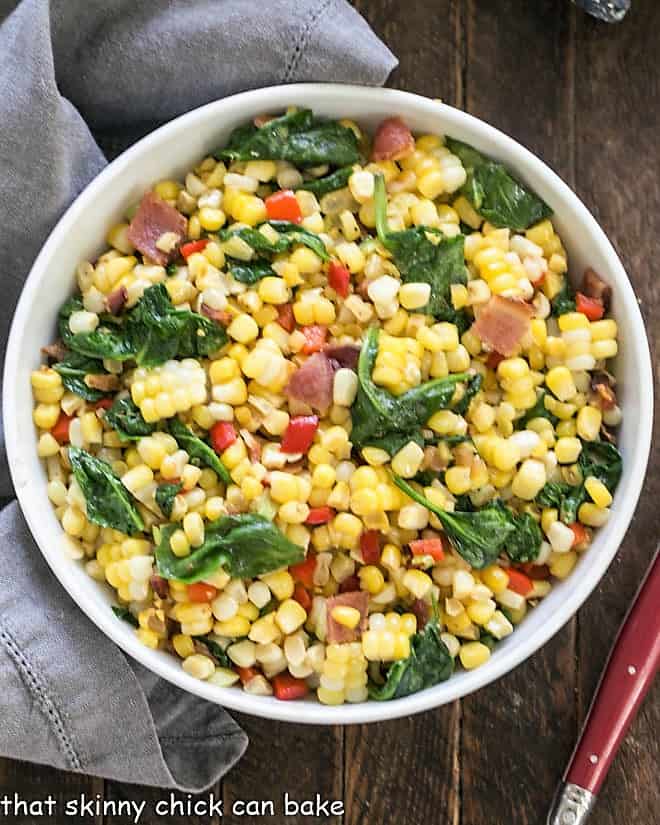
[104, 396, 156, 441]
[369, 616, 454, 700]
[453, 373, 483, 415]
[350, 327, 468, 452]
[222, 221, 329, 261]
[216, 109, 361, 167]
[69, 447, 144, 535]
[155, 514, 305, 583]
[505, 512, 543, 563]
[374, 175, 468, 326]
[297, 165, 353, 196]
[194, 635, 232, 669]
[446, 138, 553, 231]
[53, 351, 111, 402]
[155, 482, 182, 518]
[228, 259, 276, 285]
[168, 418, 231, 484]
[393, 475, 517, 568]
[551, 277, 576, 317]
[516, 390, 559, 429]
[536, 440, 622, 524]
[59, 284, 227, 367]
[111, 605, 139, 627]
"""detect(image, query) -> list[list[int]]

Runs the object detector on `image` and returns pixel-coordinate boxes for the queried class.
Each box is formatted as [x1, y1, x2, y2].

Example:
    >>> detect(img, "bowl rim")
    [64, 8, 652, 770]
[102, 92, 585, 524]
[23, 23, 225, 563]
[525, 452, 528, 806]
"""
[4, 83, 653, 724]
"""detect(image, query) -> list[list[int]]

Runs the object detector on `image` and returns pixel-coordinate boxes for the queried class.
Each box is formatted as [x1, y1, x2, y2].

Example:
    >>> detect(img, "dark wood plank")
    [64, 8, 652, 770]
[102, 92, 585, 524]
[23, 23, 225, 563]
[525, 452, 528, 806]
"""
[222, 715, 343, 825]
[345, 706, 461, 825]
[0, 760, 102, 825]
[574, 1, 660, 822]
[461, 3, 579, 824]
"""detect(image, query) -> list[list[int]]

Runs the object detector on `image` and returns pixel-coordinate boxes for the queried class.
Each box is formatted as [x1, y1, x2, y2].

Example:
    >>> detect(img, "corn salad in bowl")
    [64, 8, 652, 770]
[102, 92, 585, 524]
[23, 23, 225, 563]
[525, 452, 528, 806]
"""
[30, 108, 623, 706]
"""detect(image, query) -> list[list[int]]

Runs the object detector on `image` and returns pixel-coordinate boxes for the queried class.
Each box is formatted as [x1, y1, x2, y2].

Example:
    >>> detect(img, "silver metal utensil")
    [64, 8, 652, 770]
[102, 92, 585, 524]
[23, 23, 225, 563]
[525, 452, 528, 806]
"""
[573, 0, 631, 22]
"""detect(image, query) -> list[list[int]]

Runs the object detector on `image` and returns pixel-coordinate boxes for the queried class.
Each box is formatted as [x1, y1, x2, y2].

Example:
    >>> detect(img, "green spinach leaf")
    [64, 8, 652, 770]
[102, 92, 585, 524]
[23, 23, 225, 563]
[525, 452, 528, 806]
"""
[155, 514, 305, 583]
[228, 259, 276, 284]
[216, 109, 361, 167]
[505, 512, 543, 563]
[297, 166, 353, 196]
[112, 605, 139, 627]
[551, 277, 576, 317]
[446, 138, 553, 231]
[374, 174, 468, 325]
[53, 352, 111, 402]
[155, 482, 182, 518]
[369, 617, 453, 700]
[69, 447, 144, 535]
[222, 221, 329, 262]
[104, 396, 156, 441]
[194, 635, 232, 668]
[453, 373, 483, 415]
[168, 418, 231, 484]
[350, 327, 468, 451]
[393, 475, 517, 568]
[59, 285, 227, 367]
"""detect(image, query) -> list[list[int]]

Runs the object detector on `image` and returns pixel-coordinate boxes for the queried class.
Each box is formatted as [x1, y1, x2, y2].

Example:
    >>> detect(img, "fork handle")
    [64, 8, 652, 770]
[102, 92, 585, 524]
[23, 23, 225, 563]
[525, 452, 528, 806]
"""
[548, 548, 660, 824]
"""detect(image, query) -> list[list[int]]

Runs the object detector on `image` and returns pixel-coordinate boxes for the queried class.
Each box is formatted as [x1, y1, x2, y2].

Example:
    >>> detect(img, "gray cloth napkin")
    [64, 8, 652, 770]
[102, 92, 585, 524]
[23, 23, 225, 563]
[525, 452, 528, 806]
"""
[0, 0, 396, 789]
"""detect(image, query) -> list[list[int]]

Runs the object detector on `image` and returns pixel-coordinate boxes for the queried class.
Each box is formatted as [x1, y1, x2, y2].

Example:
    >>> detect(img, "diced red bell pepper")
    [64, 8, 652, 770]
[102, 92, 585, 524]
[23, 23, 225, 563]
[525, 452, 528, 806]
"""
[93, 397, 114, 411]
[236, 666, 259, 684]
[518, 563, 551, 580]
[281, 415, 319, 453]
[187, 582, 218, 603]
[51, 412, 73, 444]
[300, 325, 327, 354]
[180, 238, 209, 259]
[272, 672, 309, 700]
[328, 260, 351, 298]
[276, 302, 296, 333]
[568, 521, 589, 549]
[210, 421, 237, 454]
[409, 537, 446, 562]
[293, 582, 312, 611]
[290, 554, 317, 589]
[360, 530, 381, 564]
[486, 351, 505, 370]
[575, 292, 605, 321]
[305, 506, 335, 525]
[506, 568, 534, 596]
[339, 574, 360, 593]
[265, 190, 303, 224]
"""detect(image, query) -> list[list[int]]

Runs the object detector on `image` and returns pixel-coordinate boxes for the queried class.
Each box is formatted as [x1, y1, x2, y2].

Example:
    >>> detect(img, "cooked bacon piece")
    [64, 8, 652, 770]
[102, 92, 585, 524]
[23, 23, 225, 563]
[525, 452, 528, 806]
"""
[472, 295, 533, 357]
[254, 114, 275, 127]
[325, 591, 370, 644]
[150, 574, 169, 599]
[371, 117, 415, 162]
[581, 267, 612, 310]
[105, 285, 127, 316]
[324, 344, 360, 370]
[410, 598, 430, 631]
[285, 352, 335, 413]
[127, 191, 186, 266]
[590, 370, 617, 410]
[201, 303, 231, 326]
[41, 340, 68, 361]
[85, 373, 120, 392]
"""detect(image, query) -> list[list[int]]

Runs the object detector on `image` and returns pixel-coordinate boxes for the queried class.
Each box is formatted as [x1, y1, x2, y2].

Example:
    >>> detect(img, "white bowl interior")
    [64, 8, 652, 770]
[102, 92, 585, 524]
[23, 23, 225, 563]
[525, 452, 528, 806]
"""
[4, 85, 653, 724]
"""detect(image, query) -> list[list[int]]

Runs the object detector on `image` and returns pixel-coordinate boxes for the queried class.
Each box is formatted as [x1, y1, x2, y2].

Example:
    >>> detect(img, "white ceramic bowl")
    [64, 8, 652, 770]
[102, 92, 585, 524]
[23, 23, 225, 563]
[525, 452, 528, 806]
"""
[4, 84, 653, 724]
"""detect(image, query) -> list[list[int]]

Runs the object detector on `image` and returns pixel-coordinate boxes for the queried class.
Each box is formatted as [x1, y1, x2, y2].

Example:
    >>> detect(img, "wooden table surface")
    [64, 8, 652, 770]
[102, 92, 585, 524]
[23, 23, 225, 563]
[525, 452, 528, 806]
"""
[1, 1, 658, 823]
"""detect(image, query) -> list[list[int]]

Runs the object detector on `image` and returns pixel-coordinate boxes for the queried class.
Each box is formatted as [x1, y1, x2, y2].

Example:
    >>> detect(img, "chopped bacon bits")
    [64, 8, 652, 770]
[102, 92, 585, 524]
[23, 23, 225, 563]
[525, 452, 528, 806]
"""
[285, 352, 335, 413]
[581, 267, 612, 310]
[371, 117, 415, 162]
[472, 295, 533, 357]
[201, 304, 231, 326]
[105, 285, 128, 316]
[127, 191, 186, 266]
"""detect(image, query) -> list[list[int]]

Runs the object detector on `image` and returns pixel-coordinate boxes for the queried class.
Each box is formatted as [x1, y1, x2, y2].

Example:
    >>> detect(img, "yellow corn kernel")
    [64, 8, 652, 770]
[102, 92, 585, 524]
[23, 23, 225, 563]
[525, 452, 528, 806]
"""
[590, 319, 617, 341]
[172, 633, 196, 659]
[154, 179, 180, 200]
[402, 569, 432, 599]
[198, 206, 226, 232]
[275, 599, 308, 635]
[558, 312, 590, 332]
[258, 276, 289, 305]
[584, 476, 613, 509]
[549, 550, 578, 579]
[492, 438, 521, 472]
[227, 314, 259, 344]
[545, 366, 577, 402]
[260, 570, 294, 601]
[169, 529, 190, 558]
[331, 605, 361, 630]
[33, 403, 61, 430]
[555, 437, 582, 464]
[576, 405, 602, 442]
[358, 565, 385, 594]
[136, 628, 160, 650]
[481, 565, 509, 594]
[459, 642, 491, 670]
[445, 465, 472, 495]
[391, 441, 425, 478]
[466, 600, 497, 626]
[578, 502, 611, 527]
[591, 339, 618, 360]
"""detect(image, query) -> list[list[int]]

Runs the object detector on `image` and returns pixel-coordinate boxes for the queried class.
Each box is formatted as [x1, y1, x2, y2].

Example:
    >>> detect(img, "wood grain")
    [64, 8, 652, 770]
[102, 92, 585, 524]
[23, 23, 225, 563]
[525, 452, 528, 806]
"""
[573, 1, 660, 822]
[222, 716, 343, 825]
[460, 4, 580, 823]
